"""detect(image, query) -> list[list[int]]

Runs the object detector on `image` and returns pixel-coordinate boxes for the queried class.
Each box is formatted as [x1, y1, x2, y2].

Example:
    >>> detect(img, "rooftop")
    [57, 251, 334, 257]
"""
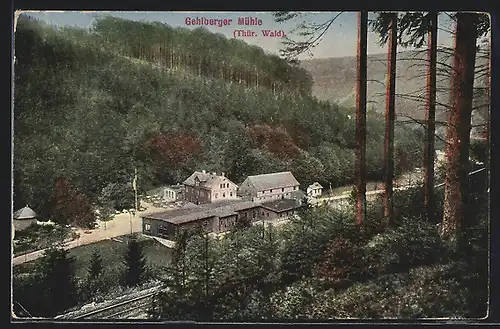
[308, 182, 323, 189]
[261, 198, 301, 213]
[143, 199, 260, 225]
[245, 171, 300, 191]
[13, 205, 37, 220]
[182, 170, 237, 189]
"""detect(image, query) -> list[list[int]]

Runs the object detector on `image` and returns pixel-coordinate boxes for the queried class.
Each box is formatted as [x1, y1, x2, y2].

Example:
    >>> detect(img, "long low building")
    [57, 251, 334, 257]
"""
[141, 198, 302, 240]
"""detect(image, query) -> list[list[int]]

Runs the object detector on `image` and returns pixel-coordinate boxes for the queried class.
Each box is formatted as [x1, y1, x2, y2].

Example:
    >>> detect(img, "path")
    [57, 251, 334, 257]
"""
[12, 202, 168, 266]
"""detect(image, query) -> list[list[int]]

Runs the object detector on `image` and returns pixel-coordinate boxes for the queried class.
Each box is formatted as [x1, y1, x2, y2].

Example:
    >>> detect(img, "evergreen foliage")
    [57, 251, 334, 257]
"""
[122, 237, 148, 287]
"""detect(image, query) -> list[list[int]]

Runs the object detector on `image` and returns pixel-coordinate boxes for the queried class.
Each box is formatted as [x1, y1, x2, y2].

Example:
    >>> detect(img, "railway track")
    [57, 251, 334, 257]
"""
[73, 292, 157, 320]
[56, 289, 160, 320]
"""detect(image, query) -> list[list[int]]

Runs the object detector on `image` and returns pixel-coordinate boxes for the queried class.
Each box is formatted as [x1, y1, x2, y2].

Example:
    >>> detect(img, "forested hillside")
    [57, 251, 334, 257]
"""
[13, 15, 423, 220]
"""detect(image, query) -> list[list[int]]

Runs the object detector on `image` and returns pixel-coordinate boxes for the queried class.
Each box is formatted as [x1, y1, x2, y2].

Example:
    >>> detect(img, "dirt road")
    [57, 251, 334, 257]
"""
[12, 202, 168, 266]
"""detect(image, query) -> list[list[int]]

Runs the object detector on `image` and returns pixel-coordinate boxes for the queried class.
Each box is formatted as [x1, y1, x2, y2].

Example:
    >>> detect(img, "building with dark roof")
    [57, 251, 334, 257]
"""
[142, 200, 262, 239]
[238, 171, 302, 203]
[259, 198, 302, 221]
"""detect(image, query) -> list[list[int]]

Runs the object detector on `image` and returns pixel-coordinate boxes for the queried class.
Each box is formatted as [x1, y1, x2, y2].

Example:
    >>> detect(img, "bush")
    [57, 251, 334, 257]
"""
[306, 263, 472, 319]
[363, 217, 444, 276]
[392, 263, 471, 318]
[279, 207, 357, 284]
[269, 278, 321, 320]
[313, 237, 367, 283]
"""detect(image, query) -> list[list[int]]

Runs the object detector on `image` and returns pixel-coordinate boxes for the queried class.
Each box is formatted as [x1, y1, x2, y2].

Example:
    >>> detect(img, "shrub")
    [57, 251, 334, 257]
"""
[269, 278, 322, 320]
[313, 237, 367, 283]
[306, 263, 472, 319]
[363, 217, 443, 276]
[279, 207, 358, 284]
[392, 263, 471, 318]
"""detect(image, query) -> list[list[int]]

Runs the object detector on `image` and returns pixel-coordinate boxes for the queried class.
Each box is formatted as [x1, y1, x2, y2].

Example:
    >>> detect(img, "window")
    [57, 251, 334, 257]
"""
[223, 193, 226, 197]
[144, 223, 151, 231]
[158, 225, 169, 237]
[293, 186, 297, 190]
[266, 213, 269, 217]
[270, 189, 273, 193]
[230, 192, 233, 197]
[226, 183, 229, 188]
[282, 188, 284, 192]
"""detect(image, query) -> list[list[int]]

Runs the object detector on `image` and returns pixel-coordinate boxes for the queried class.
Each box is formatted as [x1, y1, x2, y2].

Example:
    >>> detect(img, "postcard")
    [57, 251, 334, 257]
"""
[12, 10, 491, 322]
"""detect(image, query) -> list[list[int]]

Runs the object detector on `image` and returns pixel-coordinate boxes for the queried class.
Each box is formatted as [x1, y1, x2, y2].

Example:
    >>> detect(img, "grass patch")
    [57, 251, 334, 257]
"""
[14, 234, 172, 280]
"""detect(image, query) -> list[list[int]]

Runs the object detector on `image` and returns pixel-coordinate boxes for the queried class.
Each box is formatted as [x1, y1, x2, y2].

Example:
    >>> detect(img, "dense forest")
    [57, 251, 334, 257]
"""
[13, 15, 424, 221]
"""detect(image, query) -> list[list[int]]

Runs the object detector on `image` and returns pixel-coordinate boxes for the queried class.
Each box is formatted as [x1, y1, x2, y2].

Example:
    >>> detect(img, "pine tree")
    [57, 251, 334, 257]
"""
[441, 13, 480, 248]
[83, 250, 105, 301]
[355, 11, 368, 225]
[383, 12, 397, 225]
[40, 247, 79, 316]
[88, 250, 103, 280]
[152, 230, 192, 320]
[423, 12, 438, 222]
[122, 237, 147, 287]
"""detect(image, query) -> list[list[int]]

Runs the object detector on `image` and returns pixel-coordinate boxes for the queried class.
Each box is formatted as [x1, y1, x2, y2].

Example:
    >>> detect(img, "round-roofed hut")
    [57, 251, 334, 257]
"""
[13, 205, 37, 231]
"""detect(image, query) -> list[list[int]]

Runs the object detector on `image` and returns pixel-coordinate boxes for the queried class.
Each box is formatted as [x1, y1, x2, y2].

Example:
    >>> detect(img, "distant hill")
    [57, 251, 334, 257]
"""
[300, 50, 488, 137]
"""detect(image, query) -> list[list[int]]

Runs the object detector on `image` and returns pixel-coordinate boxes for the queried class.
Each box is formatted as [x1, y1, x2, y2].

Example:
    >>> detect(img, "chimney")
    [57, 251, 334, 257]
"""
[212, 172, 216, 176]
[221, 172, 225, 177]
[202, 170, 206, 174]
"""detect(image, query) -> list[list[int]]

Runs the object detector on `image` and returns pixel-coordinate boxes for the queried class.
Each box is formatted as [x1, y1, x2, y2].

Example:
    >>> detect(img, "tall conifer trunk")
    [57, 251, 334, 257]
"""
[355, 11, 368, 225]
[424, 12, 438, 221]
[441, 13, 479, 247]
[383, 13, 397, 224]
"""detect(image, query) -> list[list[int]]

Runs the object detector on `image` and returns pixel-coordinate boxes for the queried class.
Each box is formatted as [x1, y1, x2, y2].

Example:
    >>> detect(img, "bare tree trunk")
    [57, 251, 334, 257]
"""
[383, 13, 397, 225]
[356, 11, 368, 225]
[424, 12, 438, 222]
[441, 13, 479, 247]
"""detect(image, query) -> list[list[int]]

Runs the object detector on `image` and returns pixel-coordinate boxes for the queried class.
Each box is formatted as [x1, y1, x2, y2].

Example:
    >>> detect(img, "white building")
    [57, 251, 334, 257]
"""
[238, 171, 303, 203]
[163, 184, 183, 202]
[307, 182, 323, 198]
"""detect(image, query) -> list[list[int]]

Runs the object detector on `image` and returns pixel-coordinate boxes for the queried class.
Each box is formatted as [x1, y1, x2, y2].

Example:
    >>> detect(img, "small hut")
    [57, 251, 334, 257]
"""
[13, 205, 37, 231]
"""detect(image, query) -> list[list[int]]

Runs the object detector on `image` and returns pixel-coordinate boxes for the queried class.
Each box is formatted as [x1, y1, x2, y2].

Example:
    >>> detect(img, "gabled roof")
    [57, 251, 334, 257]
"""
[182, 171, 237, 189]
[307, 182, 323, 189]
[13, 205, 37, 220]
[245, 171, 300, 191]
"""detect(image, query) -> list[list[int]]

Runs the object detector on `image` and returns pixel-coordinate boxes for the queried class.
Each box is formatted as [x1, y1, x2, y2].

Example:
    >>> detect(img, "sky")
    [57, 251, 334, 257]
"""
[17, 11, 456, 59]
